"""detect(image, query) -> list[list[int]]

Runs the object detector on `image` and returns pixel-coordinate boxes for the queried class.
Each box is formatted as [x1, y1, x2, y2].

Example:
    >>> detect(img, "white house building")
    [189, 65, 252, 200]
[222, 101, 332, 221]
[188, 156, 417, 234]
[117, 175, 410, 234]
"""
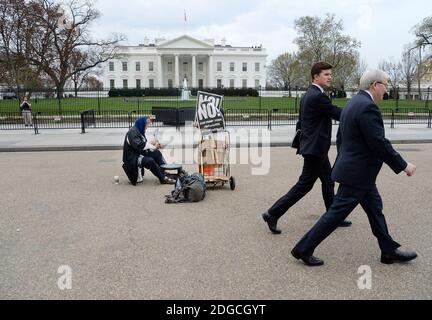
[102, 35, 267, 90]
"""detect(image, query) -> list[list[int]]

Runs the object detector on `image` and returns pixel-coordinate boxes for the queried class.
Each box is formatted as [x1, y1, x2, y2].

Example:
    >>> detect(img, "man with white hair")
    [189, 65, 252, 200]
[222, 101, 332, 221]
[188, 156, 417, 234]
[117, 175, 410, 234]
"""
[290, 69, 418, 266]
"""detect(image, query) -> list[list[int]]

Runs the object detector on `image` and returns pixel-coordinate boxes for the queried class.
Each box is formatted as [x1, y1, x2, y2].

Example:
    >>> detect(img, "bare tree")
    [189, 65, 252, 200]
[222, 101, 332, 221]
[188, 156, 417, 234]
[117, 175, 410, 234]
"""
[379, 58, 402, 97]
[401, 46, 418, 99]
[66, 49, 100, 96]
[1, 0, 125, 98]
[267, 52, 304, 95]
[82, 74, 102, 89]
[294, 13, 361, 89]
[351, 55, 367, 89]
[414, 16, 432, 46]
[0, 0, 44, 97]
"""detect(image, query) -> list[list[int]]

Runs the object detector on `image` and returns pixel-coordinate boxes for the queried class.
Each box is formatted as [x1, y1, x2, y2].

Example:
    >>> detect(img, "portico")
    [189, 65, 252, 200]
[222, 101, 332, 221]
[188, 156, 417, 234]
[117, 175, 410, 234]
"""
[157, 53, 213, 88]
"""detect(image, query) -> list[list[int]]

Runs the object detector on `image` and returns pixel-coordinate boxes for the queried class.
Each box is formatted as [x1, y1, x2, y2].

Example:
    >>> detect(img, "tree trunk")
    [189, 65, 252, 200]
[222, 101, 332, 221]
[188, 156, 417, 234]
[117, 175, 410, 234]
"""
[74, 81, 78, 98]
[56, 81, 66, 99]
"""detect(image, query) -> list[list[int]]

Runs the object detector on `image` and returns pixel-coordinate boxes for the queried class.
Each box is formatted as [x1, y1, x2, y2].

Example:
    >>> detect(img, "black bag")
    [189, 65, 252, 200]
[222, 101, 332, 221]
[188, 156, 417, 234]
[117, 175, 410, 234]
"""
[165, 172, 206, 203]
[291, 129, 301, 149]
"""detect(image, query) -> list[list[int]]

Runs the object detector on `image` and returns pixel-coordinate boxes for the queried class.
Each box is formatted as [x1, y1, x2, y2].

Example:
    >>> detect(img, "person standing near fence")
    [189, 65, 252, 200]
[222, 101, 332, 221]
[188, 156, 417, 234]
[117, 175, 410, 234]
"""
[20, 96, 32, 127]
[262, 62, 351, 234]
[291, 69, 417, 266]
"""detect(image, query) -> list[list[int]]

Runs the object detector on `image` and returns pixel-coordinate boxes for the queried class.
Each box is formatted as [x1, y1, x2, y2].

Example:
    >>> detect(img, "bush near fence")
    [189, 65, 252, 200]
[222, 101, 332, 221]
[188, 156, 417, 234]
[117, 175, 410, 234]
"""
[108, 87, 259, 98]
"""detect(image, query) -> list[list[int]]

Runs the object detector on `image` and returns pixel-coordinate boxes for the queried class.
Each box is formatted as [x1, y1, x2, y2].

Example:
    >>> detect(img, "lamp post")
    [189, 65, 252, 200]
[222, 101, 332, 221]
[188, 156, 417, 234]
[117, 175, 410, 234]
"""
[407, 44, 424, 100]
[259, 85, 262, 111]
[426, 86, 431, 109]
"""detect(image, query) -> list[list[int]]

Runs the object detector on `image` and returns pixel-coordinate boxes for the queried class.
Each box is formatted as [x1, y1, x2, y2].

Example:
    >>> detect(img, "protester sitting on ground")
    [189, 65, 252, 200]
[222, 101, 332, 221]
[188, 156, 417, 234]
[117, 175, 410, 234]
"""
[122, 116, 175, 185]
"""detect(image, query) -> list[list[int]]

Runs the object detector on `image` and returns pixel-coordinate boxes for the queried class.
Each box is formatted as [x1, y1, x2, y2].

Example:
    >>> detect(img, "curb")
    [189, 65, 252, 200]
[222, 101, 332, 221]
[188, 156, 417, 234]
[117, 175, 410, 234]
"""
[2, 139, 432, 152]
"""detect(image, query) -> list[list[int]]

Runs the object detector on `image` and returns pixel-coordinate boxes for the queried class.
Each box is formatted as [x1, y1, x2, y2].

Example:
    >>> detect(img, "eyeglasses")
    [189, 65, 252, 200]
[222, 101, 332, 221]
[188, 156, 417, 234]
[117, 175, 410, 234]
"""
[375, 81, 388, 88]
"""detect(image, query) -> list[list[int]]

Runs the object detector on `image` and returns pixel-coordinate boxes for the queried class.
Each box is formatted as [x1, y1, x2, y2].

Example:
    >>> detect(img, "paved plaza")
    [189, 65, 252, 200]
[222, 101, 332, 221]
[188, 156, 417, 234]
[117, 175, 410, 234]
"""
[0, 144, 431, 299]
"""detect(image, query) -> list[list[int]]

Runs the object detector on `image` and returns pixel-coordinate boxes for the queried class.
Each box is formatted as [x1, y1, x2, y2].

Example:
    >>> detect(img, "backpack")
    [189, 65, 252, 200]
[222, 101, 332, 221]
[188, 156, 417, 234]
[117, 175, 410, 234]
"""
[165, 172, 206, 203]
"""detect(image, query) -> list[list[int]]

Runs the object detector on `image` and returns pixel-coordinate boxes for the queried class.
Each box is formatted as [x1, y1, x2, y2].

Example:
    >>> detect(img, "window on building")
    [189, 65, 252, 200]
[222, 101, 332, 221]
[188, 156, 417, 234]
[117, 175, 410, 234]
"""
[122, 62, 128, 72]
[136, 62, 141, 72]
[198, 62, 203, 72]
[168, 79, 173, 88]
[149, 61, 154, 72]
[183, 62, 188, 72]
[109, 62, 114, 72]
[255, 79, 260, 89]
[110, 79, 115, 89]
[230, 79, 235, 88]
[255, 62, 260, 72]
[217, 79, 222, 88]
[136, 79, 141, 88]
[230, 62, 235, 72]
[242, 62, 247, 72]
[123, 79, 128, 88]
[167, 62, 173, 72]
[149, 79, 154, 88]
[217, 62, 222, 72]
[242, 79, 247, 88]
[198, 79, 203, 88]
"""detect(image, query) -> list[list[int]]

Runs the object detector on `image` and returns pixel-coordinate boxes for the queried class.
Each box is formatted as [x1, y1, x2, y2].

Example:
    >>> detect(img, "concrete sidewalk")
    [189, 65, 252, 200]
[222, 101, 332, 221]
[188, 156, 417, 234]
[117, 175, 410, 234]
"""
[1, 147, 430, 299]
[1, 124, 432, 152]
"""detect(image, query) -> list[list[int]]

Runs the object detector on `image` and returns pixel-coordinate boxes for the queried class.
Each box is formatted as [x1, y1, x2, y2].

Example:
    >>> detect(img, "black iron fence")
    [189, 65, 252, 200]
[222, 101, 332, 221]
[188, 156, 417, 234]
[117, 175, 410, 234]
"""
[1, 86, 431, 113]
[1, 107, 431, 132]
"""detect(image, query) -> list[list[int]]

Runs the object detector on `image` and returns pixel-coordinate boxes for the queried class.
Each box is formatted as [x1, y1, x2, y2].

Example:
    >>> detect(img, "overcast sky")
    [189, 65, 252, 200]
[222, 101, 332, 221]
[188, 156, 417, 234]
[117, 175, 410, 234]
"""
[91, 0, 431, 69]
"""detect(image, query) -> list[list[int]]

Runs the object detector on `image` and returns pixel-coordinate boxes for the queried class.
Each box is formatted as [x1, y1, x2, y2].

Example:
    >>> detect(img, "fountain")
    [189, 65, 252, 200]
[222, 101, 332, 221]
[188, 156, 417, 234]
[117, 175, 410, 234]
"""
[181, 77, 191, 100]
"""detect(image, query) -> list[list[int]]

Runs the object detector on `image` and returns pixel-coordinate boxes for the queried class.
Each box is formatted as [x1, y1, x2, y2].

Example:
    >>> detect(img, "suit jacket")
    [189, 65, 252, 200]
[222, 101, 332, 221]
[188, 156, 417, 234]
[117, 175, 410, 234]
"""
[298, 85, 341, 157]
[332, 90, 407, 189]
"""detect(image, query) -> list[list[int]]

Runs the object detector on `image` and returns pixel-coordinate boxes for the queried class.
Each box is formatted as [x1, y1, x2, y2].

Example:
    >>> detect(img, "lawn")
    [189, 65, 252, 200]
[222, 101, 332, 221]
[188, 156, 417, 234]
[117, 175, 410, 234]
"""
[0, 96, 429, 113]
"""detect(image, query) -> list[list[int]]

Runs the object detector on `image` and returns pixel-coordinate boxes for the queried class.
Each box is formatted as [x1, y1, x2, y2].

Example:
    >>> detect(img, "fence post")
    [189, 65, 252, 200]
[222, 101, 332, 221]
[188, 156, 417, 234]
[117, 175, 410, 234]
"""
[33, 113, 39, 135]
[97, 90, 101, 115]
[428, 110, 431, 129]
[395, 87, 399, 112]
[268, 110, 272, 131]
[391, 110, 395, 129]
[80, 111, 86, 134]
[259, 86, 262, 111]
[426, 86, 430, 110]
[128, 111, 132, 129]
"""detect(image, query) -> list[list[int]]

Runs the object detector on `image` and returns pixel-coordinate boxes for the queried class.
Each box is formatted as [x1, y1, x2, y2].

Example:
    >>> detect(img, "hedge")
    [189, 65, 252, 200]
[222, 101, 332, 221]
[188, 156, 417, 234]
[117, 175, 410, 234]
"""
[108, 87, 259, 97]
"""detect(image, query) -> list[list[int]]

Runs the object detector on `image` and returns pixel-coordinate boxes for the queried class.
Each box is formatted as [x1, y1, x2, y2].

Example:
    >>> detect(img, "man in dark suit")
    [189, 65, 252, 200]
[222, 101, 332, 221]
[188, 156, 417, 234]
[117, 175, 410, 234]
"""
[262, 62, 351, 234]
[291, 69, 417, 266]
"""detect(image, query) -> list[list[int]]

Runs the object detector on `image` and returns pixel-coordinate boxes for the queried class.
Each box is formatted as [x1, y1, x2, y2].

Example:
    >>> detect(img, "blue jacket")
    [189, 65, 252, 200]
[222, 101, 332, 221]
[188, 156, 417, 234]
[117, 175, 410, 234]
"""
[332, 90, 407, 189]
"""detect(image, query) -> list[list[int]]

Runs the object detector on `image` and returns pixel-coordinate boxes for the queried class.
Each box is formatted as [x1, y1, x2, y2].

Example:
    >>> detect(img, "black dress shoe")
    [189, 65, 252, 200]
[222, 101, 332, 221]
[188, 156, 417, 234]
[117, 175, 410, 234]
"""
[381, 249, 418, 264]
[291, 248, 324, 266]
[262, 212, 281, 234]
[339, 220, 352, 227]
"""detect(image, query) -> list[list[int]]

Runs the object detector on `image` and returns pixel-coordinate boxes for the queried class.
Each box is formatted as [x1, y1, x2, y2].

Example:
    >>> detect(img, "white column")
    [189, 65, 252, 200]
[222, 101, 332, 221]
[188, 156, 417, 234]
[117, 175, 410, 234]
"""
[192, 55, 197, 88]
[174, 54, 179, 88]
[157, 55, 163, 88]
[208, 55, 213, 88]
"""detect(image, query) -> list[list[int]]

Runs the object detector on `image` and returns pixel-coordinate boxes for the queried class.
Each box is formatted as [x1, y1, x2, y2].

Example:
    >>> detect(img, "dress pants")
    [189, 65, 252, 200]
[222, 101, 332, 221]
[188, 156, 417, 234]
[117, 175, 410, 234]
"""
[294, 184, 401, 256]
[268, 155, 334, 219]
[139, 149, 166, 182]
